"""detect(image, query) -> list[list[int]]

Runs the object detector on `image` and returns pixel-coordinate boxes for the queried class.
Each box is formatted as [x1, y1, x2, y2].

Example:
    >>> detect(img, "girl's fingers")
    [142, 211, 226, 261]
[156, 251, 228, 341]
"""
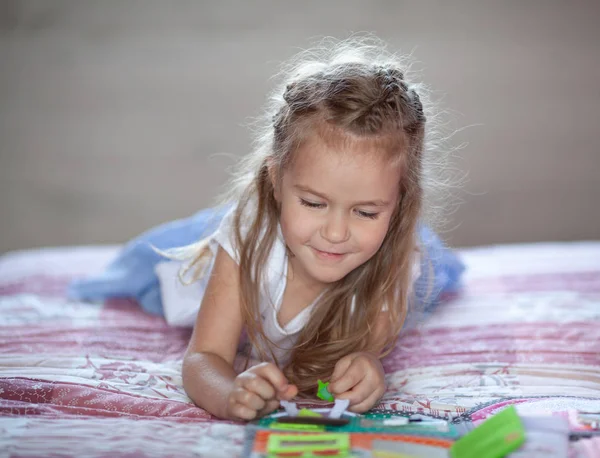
[347, 388, 384, 413]
[344, 377, 386, 412]
[257, 399, 281, 418]
[232, 387, 266, 412]
[278, 383, 298, 401]
[229, 362, 299, 421]
[246, 362, 298, 400]
[329, 360, 365, 396]
[238, 372, 276, 401]
[330, 354, 356, 384]
[252, 362, 291, 394]
[229, 401, 258, 421]
[337, 376, 374, 406]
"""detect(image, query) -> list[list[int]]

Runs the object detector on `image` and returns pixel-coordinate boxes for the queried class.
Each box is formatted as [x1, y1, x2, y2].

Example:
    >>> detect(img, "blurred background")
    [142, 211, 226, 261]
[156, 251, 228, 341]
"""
[1, 0, 599, 253]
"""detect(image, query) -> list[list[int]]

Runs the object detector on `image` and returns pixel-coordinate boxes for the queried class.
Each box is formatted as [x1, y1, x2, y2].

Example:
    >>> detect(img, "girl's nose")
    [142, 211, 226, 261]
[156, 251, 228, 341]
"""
[321, 213, 350, 244]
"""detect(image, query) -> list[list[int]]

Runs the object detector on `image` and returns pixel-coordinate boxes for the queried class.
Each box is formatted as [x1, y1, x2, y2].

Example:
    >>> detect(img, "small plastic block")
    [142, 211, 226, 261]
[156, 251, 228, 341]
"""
[271, 423, 326, 432]
[266, 432, 350, 456]
[298, 408, 323, 418]
[280, 400, 299, 417]
[449, 405, 525, 458]
[328, 399, 350, 419]
[317, 379, 334, 402]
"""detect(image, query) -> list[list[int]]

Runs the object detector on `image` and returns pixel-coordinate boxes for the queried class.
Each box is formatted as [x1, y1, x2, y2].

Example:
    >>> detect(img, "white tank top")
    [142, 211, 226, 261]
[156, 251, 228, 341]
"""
[156, 205, 316, 365]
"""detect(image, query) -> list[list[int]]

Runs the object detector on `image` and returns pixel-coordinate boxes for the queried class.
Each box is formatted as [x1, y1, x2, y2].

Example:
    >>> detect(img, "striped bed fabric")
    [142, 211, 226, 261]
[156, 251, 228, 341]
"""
[0, 242, 599, 456]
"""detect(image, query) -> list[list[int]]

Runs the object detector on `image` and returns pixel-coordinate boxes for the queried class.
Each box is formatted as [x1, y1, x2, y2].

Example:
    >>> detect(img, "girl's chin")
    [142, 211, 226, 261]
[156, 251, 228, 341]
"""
[305, 266, 350, 285]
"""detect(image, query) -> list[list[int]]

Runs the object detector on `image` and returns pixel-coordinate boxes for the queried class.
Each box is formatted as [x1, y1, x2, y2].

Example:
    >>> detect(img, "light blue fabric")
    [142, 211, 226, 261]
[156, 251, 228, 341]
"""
[409, 224, 465, 327]
[68, 205, 229, 315]
[415, 224, 465, 305]
[68, 205, 464, 318]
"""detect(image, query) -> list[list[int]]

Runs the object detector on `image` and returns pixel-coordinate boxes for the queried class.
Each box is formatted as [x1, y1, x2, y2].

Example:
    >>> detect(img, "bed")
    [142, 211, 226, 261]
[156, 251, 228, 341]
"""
[1, 241, 599, 456]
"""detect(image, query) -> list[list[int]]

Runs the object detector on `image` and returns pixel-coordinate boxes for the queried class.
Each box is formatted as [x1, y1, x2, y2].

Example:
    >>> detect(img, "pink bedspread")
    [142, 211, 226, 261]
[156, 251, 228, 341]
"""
[1, 242, 599, 457]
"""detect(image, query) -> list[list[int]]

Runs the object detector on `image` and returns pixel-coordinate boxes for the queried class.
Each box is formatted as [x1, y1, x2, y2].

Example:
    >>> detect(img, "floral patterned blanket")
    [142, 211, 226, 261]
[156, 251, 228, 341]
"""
[1, 242, 599, 456]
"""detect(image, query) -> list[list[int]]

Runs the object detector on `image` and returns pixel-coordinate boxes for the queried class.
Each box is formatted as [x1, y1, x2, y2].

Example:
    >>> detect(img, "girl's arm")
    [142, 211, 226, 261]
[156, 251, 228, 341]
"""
[182, 246, 244, 418]
[182, 246, 297, 420]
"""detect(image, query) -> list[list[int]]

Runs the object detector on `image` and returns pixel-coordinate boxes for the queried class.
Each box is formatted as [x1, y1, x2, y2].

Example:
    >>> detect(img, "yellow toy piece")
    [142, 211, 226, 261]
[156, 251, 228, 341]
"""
[298, 408, 323, 417]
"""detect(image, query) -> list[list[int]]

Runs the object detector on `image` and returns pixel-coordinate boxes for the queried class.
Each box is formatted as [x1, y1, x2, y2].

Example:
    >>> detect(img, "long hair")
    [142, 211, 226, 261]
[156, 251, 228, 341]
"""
[183, 36, 450, 394]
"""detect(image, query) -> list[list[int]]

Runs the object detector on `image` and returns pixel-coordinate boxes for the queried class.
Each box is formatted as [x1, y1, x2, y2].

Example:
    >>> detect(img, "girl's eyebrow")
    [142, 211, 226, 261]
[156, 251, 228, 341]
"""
[293, 184, 390, 207]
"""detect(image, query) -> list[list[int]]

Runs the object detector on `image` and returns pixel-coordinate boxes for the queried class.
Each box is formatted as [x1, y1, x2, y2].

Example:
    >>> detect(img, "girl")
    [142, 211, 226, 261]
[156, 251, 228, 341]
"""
[174, 36, 450, 422]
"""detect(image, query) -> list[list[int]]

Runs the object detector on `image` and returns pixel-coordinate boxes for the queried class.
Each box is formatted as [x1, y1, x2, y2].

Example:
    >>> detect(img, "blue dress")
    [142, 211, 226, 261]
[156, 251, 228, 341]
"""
[68, 205, 464, 320]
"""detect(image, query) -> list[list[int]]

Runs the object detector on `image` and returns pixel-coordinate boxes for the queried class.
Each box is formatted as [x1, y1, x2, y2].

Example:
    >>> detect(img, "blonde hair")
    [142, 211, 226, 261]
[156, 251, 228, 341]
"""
[182, 36, 450, 394]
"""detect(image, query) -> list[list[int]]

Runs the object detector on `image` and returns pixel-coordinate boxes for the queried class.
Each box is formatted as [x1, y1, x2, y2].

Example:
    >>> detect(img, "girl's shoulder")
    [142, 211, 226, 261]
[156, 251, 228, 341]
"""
[210, 199, 260, 264]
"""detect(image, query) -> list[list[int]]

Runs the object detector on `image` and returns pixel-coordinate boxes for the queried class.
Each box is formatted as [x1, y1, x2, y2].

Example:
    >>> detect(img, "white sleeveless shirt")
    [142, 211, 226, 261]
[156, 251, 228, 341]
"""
[156, 206, 316, 364]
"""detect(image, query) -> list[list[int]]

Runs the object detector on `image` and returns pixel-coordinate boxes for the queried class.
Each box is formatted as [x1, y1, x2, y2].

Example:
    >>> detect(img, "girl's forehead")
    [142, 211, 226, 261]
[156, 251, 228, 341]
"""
[286, 129, 403, 202]
[286, 156, 401, 212]
[293, 122, 406, 168]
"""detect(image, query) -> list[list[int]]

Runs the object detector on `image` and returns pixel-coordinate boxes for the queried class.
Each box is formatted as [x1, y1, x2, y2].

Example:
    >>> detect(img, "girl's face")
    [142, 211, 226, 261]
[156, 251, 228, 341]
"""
[274, 132, 402, 290]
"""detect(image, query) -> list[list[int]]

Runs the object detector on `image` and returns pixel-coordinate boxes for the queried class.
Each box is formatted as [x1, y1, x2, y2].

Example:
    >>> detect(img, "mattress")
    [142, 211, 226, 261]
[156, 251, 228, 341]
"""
[1, 242, 598, 456]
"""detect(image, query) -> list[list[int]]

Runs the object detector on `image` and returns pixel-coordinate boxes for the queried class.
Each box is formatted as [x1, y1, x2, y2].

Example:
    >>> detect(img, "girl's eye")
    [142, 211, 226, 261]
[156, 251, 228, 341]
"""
[299, 198, 325, 209]
[357, 210, 379, 220]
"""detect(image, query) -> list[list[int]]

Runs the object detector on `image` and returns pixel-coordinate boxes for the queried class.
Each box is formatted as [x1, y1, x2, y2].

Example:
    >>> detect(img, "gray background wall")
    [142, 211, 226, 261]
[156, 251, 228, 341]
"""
[1, 0, 599, 253]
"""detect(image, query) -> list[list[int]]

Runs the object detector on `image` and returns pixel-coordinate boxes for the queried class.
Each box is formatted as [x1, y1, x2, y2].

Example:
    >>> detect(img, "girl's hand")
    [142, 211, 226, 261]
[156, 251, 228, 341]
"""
[328, 352, 386, 413]
[226, 362, 298, 421]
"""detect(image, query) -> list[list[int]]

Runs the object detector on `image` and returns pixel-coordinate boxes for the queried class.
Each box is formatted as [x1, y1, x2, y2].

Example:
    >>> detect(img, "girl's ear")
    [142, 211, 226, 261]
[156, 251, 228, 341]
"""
[267, 159, 281, 202]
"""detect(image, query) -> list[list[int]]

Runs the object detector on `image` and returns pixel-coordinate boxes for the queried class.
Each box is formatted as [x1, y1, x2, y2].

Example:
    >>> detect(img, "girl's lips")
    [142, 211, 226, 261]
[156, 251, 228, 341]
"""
[312, 247, 347, 261]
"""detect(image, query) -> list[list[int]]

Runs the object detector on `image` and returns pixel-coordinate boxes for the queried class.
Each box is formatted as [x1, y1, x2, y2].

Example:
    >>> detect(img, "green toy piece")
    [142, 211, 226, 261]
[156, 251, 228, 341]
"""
[271, 422, 325, 432]
[449, 405, 526, 458]
[317, 379, 334, 402]
[266, 432, 350, 457]
[298, 408, 322, 418]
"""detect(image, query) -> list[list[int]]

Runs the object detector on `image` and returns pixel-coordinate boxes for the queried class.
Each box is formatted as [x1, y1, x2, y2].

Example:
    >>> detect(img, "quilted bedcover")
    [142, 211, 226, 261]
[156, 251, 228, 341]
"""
[0, 242, 599, 456]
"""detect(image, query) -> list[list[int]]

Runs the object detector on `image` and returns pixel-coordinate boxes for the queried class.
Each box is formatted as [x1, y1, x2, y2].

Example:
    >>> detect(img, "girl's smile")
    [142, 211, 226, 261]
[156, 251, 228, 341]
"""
[311, 247, 348, 262]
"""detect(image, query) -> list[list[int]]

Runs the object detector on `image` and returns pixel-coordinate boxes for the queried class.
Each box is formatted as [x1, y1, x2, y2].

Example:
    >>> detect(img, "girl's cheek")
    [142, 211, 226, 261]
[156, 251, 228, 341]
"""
[360, 224, 390, 251]
[293, 218, 317, 239]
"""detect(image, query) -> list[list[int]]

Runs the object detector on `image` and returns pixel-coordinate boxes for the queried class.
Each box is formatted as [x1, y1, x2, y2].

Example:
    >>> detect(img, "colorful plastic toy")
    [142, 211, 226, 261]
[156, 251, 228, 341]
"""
[266, 432, 350, 457]
[317, 379, 334, 402]
[449, 405, 525, 458]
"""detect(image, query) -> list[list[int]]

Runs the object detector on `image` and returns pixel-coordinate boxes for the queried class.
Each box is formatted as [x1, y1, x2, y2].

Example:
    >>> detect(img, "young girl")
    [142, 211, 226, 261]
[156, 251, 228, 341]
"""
[173, 37, 445, 422]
